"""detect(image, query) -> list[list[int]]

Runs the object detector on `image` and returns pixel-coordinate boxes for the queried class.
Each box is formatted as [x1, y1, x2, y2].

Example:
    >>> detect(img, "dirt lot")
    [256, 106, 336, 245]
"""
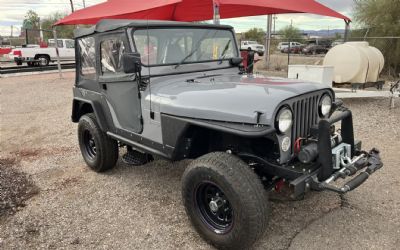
[0, 72, 399, 249]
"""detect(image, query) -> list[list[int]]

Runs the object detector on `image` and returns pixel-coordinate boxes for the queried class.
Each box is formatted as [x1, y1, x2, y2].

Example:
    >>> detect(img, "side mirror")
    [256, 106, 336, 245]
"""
[122, 52, 142, 74]
[230, 57, 243, 66]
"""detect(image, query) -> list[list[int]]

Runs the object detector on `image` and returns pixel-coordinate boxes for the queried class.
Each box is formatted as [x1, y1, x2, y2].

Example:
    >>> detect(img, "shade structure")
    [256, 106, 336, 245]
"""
[55, 0, 350, 26]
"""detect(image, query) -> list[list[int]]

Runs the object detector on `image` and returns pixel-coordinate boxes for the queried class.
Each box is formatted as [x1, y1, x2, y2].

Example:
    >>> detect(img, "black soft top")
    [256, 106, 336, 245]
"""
[74, 19, 233, 38]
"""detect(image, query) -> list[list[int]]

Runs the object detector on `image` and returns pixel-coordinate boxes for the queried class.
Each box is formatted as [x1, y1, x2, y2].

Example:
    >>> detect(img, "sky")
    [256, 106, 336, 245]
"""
[0, 0, 354, 37]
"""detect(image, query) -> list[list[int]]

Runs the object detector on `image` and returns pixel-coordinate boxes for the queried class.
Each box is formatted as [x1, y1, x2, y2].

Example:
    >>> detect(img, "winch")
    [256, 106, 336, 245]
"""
[297, 131, 344, 166]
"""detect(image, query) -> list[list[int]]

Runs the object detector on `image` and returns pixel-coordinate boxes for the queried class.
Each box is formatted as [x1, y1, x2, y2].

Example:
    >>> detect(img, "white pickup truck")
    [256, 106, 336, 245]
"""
[240, 40, 265, 56]
[9, 39, 75, 66]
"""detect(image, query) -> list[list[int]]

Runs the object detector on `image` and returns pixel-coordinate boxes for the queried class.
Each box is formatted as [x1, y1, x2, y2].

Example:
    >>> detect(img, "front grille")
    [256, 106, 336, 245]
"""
[290, 93, 322, 154]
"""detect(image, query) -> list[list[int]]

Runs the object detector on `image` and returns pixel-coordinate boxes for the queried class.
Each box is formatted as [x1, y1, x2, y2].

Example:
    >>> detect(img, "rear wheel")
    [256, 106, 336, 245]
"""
[182, 152, 269, 249]
[37, 55, 49, 66]
[78, 113, 119, 172]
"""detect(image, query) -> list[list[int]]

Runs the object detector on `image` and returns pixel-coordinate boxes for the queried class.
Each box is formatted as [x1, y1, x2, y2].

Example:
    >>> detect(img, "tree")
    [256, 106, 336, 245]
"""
[280, 25, 303, 42]
[22, 10, 40, 44]
[354, 0, 400, 76]
[41, 12, 75, 41]
[243, 28, 265, 44]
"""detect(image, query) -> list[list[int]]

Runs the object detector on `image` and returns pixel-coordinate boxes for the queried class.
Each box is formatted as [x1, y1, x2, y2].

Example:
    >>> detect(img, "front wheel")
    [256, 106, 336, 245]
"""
[182, 152, 269, 249]
[78, 113, 119, 172]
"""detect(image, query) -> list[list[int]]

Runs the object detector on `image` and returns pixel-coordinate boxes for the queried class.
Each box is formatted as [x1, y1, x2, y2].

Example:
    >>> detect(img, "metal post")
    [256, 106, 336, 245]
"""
[344, 20, 350, 42]
[25, 28, 28, 45]
[69, 0, 75, 12]
[213, 1, 220, 25]
[53, 27, 63, 78]
[82, 0, 86, 8]
[265, 15, 273, 67]
[287, 39, 291, 76]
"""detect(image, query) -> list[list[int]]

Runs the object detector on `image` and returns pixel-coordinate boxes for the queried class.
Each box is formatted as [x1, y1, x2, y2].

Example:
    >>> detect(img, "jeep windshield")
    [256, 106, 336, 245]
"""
[133, 28, 238, 67]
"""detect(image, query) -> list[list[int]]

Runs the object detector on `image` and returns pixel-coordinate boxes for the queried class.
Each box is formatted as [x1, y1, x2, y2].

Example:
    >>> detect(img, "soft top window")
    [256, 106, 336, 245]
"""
[133, 28, 238, 66]
[100, 39, 126, 74]
[78, 36, 96, 79]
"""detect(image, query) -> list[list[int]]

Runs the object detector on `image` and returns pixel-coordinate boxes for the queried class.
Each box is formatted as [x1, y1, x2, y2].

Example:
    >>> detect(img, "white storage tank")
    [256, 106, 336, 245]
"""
[323, 42, 384, 84]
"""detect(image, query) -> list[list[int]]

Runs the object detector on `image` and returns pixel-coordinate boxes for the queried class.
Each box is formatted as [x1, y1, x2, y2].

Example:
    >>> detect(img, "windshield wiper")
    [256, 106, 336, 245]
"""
[174, 48, 199, 69]
[174, 30, 216, 69]
[218, 40, 232, 64]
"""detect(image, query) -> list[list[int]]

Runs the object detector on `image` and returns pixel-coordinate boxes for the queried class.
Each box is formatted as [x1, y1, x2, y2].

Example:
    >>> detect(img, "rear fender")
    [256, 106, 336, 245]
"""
[72, 98, 109, 131]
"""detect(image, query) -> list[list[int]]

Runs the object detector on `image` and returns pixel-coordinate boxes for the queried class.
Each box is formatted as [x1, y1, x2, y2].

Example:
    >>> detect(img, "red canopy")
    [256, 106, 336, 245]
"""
[55, 0, 350, 26]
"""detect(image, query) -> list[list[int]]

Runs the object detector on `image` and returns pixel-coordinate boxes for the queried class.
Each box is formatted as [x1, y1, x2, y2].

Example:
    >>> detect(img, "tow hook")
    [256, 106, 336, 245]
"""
[316, 148, 383, 193]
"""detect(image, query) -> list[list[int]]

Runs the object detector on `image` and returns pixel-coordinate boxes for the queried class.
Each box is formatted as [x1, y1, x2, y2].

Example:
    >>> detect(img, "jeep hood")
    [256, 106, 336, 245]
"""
[151, 73, 332, 125]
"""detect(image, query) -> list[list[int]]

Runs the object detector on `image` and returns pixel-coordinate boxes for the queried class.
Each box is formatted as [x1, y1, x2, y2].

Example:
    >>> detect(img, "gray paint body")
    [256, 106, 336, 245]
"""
[146, 68, 331, 126]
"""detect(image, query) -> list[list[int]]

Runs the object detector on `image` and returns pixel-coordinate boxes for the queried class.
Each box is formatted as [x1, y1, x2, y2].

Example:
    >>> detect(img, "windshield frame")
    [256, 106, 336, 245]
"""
[131, 26, 239, 68]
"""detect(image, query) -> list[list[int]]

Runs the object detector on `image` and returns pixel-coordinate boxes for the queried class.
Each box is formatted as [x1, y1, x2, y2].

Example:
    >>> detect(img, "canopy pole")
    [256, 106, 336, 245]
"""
[213, 1, 220, 25]
[265, 15, 273, 68]
[344, 20, 350, 42]
[53, 27, 63, 79]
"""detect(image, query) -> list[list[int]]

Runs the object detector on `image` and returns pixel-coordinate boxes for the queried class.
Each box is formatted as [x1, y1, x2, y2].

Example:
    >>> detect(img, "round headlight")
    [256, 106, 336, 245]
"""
[276, 108, 293, 133]
[320, 95, 332, 117]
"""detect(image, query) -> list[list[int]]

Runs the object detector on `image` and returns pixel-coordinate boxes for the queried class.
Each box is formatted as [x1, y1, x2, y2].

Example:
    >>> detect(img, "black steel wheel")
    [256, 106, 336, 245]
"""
[182, 152, 269, 249]
[83, 130, 96, 159]
[78, 113, 118, 172]
[195, 181, 234, 234]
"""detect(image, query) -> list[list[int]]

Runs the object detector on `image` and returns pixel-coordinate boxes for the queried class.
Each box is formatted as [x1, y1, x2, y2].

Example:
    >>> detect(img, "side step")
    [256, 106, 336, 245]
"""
[122, 148, 153, 166]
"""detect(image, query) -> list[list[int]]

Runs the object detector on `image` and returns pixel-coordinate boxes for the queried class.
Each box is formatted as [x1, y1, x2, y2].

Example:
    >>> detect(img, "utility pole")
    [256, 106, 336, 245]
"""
[273, 15, 277, 35]
[344, 20, 350, 42]
[11, 25, 13, 37]
[213, 2, 220, 25]
[82, 0, 86, 8]
[69, 0, 75, 12]
[265, 15, 273, 67]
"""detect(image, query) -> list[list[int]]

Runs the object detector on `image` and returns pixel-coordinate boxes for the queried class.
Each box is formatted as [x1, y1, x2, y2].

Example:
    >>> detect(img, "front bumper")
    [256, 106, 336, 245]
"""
[289, 108, 383, 197]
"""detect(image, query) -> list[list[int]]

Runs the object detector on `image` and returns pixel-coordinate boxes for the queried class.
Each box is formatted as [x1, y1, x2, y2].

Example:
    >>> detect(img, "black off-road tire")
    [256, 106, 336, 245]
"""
[182, 152, 269, 249]
[78, 113, 118, 172]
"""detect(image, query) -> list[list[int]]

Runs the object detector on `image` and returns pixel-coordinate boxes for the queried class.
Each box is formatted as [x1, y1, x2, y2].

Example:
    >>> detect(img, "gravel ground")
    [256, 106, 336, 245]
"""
[0, 72, 399, 249]
[0, 158, 38, 218]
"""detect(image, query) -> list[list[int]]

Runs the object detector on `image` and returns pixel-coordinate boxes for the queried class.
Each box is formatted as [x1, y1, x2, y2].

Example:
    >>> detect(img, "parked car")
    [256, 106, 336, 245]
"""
[281, 44, 305, 54]
[240, 40, 265, 56]
[72, 20, 383, 250]
[8, 39, 75, 66]
[278, 41, 303, 51]
[302, 44, 329, 55]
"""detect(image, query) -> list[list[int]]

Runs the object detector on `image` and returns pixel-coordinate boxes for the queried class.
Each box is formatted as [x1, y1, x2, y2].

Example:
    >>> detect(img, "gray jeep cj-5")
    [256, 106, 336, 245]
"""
[71, 20, 383, 249]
